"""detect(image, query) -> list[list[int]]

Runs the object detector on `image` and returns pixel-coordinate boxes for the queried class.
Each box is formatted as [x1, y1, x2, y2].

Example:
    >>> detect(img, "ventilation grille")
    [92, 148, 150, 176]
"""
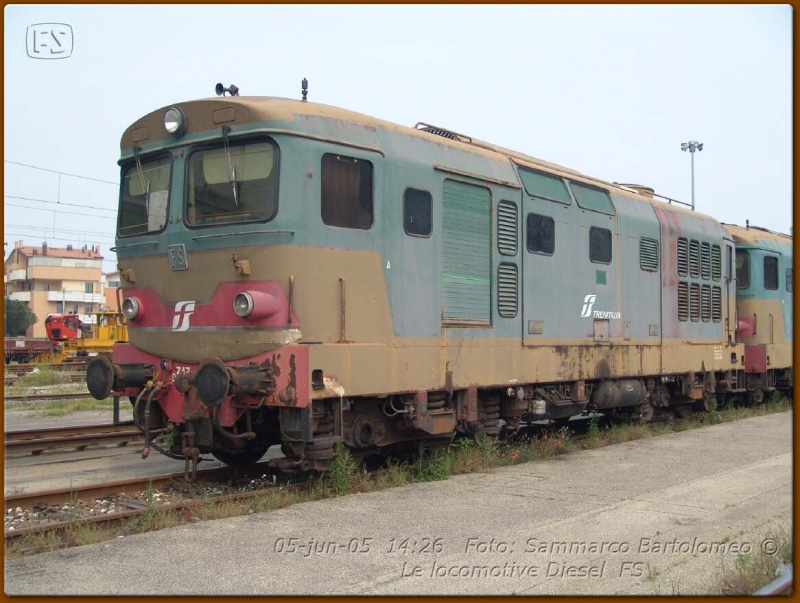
[678, 282, 689, 321]
[701, 285, 712, 321]
[700, 242, 711, 280]
[497, 263, 518, 318]
[690, 283, 700, 321]
[415, 122, 472, 143]
[689, 240, 700, 278]
[711, 245, 721, 281]
[640, 237, 659, 271]
[497, 201, 518, 256]
[677, 238, 688, 276]
[712, 286, 722, 322]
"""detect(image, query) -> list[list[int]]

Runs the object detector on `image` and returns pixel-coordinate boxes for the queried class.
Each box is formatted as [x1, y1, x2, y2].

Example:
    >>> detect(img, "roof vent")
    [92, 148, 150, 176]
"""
[616, 183, 654, 199]
[414, 122, 472, 143]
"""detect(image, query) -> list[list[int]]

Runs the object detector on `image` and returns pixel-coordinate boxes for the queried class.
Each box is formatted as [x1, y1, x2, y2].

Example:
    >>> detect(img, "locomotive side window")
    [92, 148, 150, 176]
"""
[569, 182, 615, 215]
[735, 250, 750, 289]
[403, 188, 432, 237]
[589, 227, 612, 264]
[526, 213, 554, 255]
[321, 154, 373, 230]
[787, 268, 793, 292]
[517, 167, 571, 204]
[186, 141, 278, 227]
[763, 256, 778, 290]
[119, 155, 172, 237]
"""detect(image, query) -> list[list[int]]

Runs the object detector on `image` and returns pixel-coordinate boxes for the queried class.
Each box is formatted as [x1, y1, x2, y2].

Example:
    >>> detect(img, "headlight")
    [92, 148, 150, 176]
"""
[233, 292, 254, 318]
[121, 297, 141, 320]
[164, 107, 186, 135]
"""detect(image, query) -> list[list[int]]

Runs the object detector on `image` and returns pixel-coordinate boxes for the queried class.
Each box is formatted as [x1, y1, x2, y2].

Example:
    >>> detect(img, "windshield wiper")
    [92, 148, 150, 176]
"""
[132, 145, 151, 213]
[221, 125, 238, 206]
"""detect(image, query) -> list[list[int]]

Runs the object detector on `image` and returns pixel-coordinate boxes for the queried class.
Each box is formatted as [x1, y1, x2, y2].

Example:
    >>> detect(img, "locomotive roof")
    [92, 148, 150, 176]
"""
[122, 96, 716, 222]
[722, 223, 793, 245]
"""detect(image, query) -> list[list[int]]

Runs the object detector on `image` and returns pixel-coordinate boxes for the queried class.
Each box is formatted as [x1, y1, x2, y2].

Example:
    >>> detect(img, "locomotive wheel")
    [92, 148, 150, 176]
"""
[212, 446, 270, 467]
[747, 389, 764, 407]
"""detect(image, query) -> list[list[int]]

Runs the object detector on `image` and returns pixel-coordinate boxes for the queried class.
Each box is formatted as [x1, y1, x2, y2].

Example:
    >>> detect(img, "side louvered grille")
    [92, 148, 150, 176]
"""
[701, 285, 711, 321]
[700, 242, 711, 280]
[497, 263, 518, 318]
[690, 283, 700, 321]
[678, 282, 689, 321]
[711, 245, 721, 281]
[497, 201, 518, 256]
[712, 286, 722, 322]
[677, 238, 688, 276]
[640, 237, 659, 271]
[689, 240, 700, 278]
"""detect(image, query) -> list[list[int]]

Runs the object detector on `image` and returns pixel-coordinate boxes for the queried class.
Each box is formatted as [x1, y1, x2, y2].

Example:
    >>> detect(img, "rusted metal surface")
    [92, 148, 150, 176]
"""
[4, 423, 141, 454]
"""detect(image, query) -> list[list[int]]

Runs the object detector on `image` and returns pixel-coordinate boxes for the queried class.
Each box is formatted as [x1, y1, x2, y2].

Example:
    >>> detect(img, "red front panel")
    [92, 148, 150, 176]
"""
[744, 344, 767, 374]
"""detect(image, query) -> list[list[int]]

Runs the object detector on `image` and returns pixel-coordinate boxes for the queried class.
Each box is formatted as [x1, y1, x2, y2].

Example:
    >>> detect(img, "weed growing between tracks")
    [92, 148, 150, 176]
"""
[5, 398, 792, 559]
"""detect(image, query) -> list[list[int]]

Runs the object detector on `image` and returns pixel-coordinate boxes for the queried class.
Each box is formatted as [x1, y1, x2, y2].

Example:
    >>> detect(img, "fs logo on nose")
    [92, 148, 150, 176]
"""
[580, 295, 597, 318]
[172, 301, 196, 332]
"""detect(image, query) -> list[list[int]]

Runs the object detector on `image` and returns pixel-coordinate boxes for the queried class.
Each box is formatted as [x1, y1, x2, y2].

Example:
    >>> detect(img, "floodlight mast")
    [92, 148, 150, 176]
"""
[681, 140, 703, 211]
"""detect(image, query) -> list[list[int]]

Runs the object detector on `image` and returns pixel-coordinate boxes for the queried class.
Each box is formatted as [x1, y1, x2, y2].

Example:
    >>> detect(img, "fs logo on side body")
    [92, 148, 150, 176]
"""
[172, 301, 196, 332]
[580, 294, 621, 320]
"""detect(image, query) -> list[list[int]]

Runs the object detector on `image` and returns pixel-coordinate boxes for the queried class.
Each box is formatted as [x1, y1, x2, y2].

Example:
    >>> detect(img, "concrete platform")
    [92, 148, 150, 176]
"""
[4, 411, 792, 595]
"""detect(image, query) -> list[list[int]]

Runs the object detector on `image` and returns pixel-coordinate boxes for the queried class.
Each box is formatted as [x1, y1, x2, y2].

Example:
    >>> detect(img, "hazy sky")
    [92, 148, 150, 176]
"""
[4, 5, 792, 270]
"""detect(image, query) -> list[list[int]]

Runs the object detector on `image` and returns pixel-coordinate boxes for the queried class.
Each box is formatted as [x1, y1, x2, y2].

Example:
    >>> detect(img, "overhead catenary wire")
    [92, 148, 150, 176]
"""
[4, 195, 117, 213]
[5, 203, 116, 220]
[4, 160, 119, 186]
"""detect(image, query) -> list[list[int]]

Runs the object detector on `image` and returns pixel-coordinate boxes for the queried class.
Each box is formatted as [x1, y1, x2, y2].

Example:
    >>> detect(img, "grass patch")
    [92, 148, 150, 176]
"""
[714, 524, 793, 595]
[5, 397, 114, 417]
[4, 397, 791, 559]
[11, 367, 72, 389]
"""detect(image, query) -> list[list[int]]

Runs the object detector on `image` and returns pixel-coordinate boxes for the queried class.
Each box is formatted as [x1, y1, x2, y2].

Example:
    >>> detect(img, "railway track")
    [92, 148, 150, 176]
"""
[4, 465, 305, 551]
[4, 373, 85, 386]
[5, 391, 92, 402]
[4, 362, 89, 375]
[5, 423, 141, 455]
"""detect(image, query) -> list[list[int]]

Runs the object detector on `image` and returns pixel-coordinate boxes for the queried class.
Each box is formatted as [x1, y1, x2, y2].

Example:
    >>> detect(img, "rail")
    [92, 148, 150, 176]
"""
[5, 423, 141, 454]
[753, 568, 792, 595]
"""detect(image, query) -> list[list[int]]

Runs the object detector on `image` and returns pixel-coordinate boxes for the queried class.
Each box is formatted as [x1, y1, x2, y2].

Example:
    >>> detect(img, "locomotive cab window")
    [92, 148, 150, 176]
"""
[569, 182, 615, 215]
[526, 213, 554, 255]
[735, 250, 750, 289]
[403, 188, 432, 237]
[517, 166, 571, 204]
[321, 153, 373, 230]
[589, 227, 612, 264]
[763, 256, 778, 290]
[186, 141, 278, 227]
[119, 155, 172, 237]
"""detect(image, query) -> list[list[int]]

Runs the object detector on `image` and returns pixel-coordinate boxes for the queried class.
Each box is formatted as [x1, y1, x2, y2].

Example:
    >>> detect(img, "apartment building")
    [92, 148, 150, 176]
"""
[102, 270, 121, 312]
[4, 241, 105, 338]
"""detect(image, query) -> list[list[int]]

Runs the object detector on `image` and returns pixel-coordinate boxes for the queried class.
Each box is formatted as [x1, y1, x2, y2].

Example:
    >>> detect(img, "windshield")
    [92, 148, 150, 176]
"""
[118, 156, 172, 237]
[186, 140, 278, 226]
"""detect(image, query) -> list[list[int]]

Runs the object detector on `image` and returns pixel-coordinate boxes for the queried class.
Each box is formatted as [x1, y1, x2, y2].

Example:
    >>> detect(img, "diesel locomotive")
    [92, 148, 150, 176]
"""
[87, 89, 793, 475]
